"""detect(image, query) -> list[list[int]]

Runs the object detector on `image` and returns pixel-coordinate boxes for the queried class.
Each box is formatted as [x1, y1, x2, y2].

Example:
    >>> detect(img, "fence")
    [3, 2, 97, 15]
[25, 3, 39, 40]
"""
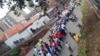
[88, 0, 100, 19]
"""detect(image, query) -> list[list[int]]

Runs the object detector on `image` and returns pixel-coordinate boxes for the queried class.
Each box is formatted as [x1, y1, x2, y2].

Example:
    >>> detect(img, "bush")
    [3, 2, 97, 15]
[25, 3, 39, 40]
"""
[79, 47, 87, 56]
[80, 27, 86, 37]
[4, 47, 21, 56]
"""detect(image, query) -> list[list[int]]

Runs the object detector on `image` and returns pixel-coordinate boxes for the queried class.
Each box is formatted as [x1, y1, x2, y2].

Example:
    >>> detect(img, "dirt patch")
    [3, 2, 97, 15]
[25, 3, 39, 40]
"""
[81, 0, 100, 56]
[85, 12, 100, 56]
[85, 17, 100, 56]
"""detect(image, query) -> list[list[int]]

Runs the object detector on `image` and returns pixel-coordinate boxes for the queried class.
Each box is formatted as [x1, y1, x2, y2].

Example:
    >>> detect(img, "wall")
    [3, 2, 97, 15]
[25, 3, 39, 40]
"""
[4, 16, 51, 49]
[4, 33, 21, 49]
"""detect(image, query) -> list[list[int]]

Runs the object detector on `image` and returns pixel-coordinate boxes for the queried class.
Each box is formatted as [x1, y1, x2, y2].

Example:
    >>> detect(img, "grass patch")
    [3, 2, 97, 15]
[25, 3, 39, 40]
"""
[79, 0, 89, 56]
[80, 0, 89, 37]
[80, 0, 90, 24]
[80, 0, 89, 16]
[80, 0, 92, 38]
[78, 39, 87, 56]
[79, 47, 87, 56]
[80, 27, 86, 37]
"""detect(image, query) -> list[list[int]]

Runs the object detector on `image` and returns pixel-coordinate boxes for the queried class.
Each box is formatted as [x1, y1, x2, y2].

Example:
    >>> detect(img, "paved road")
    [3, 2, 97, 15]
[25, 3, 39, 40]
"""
[59, 6, 83, 56]
[26, 5, 82, 56]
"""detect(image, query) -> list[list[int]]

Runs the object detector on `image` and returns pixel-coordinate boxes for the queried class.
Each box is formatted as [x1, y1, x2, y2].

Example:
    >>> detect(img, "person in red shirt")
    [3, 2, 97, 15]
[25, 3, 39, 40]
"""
[41, 45, 46, 51]
[40, 44, 47, 56]
[48, 37, 53, 45]
[52, 32, 57, 38]
[56, 31, 63, 41]
[51, 40, 60, 52]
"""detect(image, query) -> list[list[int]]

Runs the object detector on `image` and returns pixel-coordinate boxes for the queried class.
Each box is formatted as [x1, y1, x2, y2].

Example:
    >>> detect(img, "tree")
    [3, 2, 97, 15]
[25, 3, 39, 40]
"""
[0, 0, 4, 8]
[12, 0, 26, 10]
[0, 0, 49, 16]
[0, 0, 49, 10]
[26, 0, 34, 7]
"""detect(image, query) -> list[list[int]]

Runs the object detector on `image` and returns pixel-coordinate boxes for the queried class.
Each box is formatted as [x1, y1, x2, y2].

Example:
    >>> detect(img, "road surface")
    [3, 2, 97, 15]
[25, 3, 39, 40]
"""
[26, 5, 82, 56]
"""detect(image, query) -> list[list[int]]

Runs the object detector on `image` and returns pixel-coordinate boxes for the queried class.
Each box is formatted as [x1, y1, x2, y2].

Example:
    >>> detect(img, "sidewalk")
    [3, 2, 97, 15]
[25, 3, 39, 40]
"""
[26, 5, 82, 56]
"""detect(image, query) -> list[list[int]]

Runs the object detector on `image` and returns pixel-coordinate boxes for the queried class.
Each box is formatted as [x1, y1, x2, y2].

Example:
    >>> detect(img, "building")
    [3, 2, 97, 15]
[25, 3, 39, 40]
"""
[0, 0, 57, 55]
[0, 0, 41, 55]
[0, 0, 41, 33]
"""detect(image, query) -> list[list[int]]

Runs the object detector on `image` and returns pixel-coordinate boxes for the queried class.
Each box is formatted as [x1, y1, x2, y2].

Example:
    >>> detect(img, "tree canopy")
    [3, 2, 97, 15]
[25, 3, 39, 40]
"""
[0, 0, 48, 10]
[0, 0, 49, 16]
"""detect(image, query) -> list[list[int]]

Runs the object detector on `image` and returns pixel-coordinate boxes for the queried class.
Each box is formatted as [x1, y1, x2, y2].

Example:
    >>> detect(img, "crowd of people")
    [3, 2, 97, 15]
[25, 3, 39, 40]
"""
[33, 14, 68, 56]
[32, 0, 81, 56]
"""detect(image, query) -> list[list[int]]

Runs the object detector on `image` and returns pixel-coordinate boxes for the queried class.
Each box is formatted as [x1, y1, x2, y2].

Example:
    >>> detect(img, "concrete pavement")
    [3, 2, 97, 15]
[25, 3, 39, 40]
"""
[26, 5, 82, 56]
[59, 6, 83, 56]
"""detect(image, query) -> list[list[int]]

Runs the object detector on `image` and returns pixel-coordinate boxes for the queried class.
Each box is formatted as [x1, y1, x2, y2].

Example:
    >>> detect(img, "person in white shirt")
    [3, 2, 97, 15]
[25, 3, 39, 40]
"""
[61, 23, 66, 30]
[38, 50, 44, 56]
[46, 51, 52, 56]
[65, 42, 73, 53]
[33, 46, 39, 54]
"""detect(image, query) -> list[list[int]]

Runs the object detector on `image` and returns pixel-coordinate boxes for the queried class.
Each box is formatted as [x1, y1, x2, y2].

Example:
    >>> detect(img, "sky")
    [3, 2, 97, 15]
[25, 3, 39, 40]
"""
[0, 0, 14, 20]
[0, 3, 9, 20]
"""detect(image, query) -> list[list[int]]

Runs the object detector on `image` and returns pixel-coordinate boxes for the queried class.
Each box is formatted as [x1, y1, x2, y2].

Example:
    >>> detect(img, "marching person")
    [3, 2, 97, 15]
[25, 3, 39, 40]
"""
[43, 42, 51, 53]
[46, 51, 52, 56]
[51, 40, 60, 52]
[65, 42, 73, 53]
[56, 30, 63, 41]
[49, 45, 58, 56]
[40, 44, 47, 56]
[73, 33, 80, 42]
[33, 54, 37, 56]
[33, 46, 39, 55]
[77, 23, 82, 28]
[59, 24, 67, 36]
[70, 54, 73, 56]
[48, 37, 53, 45]
[38, 39, 43, 47]
[69, 32, 80, 42]
[53, 37, 62, 48]
[38, 50, 44, 56]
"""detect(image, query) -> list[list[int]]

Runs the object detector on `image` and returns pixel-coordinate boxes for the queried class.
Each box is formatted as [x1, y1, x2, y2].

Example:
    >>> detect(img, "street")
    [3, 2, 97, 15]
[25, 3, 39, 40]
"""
[26, 5, 82, 56]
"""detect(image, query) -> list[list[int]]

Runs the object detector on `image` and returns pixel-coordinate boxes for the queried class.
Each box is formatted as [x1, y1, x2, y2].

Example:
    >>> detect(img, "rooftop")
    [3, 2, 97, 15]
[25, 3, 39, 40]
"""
[0, 13, 40, 42]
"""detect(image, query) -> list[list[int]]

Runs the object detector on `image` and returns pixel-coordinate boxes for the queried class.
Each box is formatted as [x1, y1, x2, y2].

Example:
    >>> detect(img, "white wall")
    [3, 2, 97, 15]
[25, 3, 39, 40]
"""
[27, 25, 35, 34]
[4, 30, 31, 49]
[20, 29, 32, 40]
[4, 33, 21, 49]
